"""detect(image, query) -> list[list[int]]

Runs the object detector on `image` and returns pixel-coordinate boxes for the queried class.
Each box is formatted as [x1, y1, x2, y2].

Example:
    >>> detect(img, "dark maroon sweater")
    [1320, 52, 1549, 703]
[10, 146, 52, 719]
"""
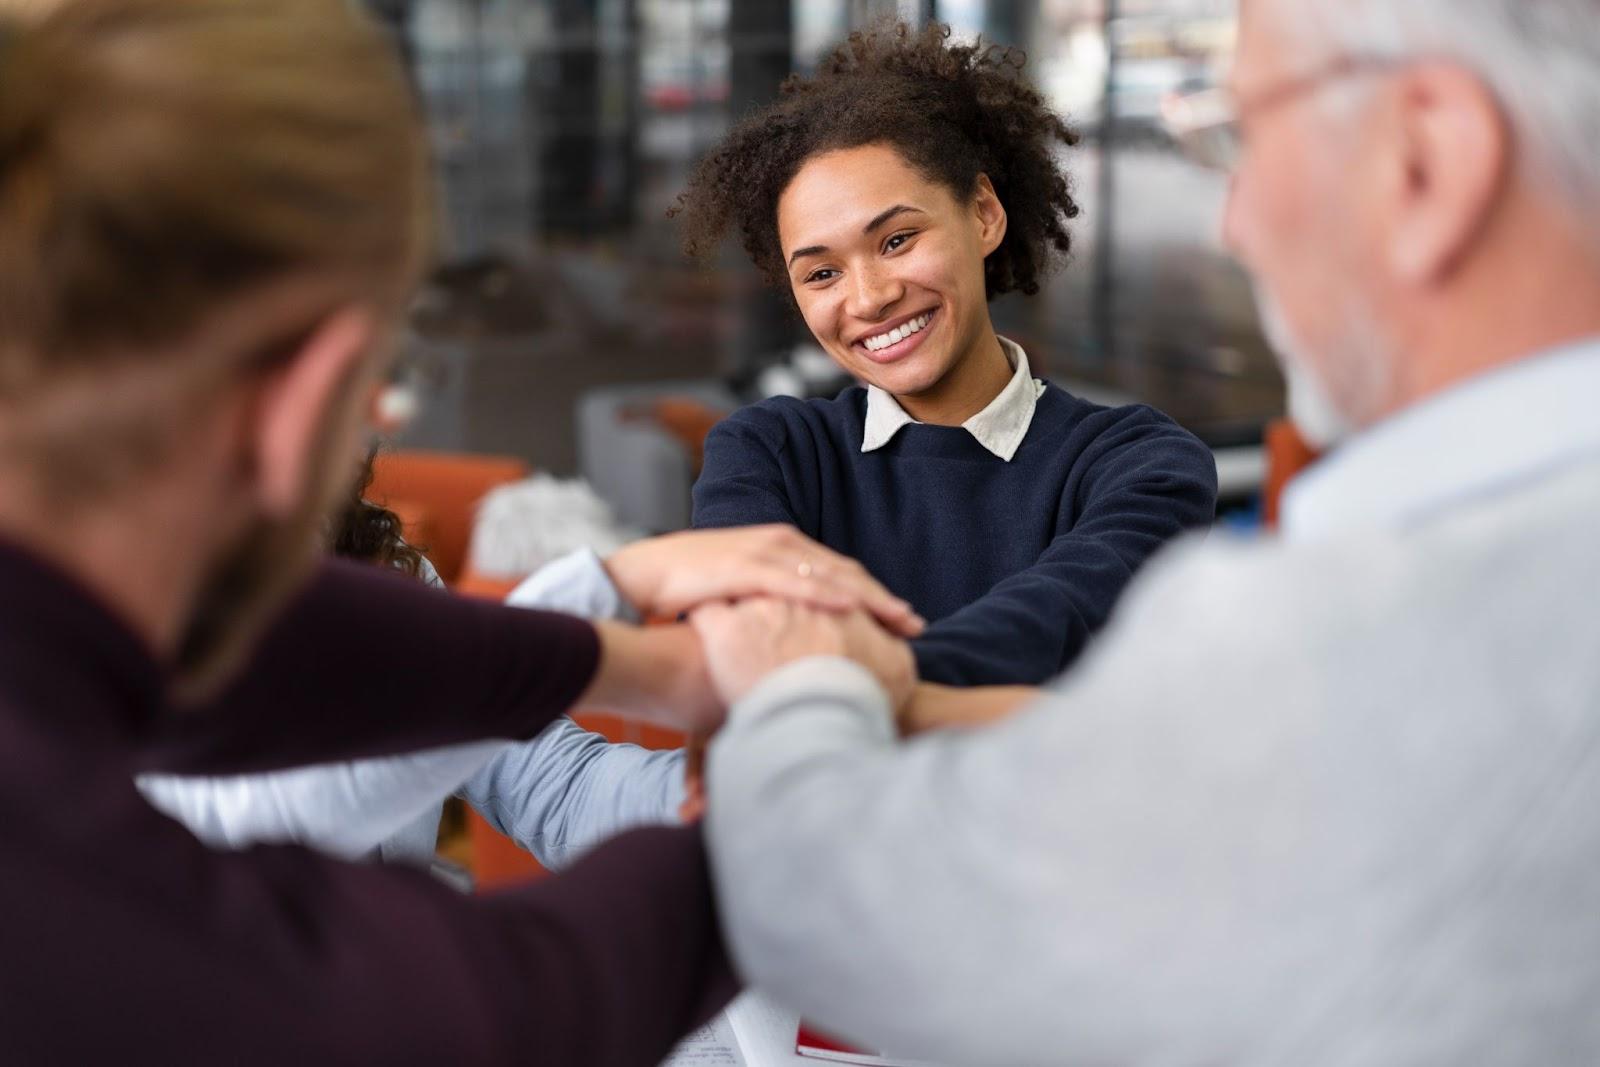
[0, 541, 733, 1065]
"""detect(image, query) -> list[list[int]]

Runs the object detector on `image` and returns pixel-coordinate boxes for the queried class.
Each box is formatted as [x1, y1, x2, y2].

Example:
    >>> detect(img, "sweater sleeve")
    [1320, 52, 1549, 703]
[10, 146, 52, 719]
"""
[911, 408, 1218, 686]
[691, 407, 807, 531]
[141, 558, 601, 774]
[59, 815, 736, 1065]
[699, 542, 1334, 1064]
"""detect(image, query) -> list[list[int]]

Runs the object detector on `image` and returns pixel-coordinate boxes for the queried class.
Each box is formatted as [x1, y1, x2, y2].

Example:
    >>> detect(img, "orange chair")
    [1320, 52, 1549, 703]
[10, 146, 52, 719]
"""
[1263, 419, 1321, 529]
[367, 449, 529, 586]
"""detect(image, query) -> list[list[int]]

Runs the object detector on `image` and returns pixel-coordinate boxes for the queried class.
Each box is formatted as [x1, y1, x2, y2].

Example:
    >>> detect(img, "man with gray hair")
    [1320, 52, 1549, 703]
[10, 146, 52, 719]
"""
[691, 0, 1600, 1062]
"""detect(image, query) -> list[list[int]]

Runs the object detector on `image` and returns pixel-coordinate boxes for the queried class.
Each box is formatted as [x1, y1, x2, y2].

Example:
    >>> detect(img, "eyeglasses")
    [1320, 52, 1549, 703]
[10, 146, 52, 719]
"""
[1162, 56, 1400, 172]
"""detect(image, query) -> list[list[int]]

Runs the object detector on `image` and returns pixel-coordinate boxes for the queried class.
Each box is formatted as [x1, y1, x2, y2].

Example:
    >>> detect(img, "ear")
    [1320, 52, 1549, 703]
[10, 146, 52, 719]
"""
[248, 307, 377, 519]
[1382, 63, 1510, 285]
[972, 173, 1008, 257]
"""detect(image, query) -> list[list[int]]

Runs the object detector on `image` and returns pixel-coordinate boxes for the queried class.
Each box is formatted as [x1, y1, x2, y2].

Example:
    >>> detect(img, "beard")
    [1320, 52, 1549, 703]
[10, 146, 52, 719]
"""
[1253, 282, 1392, 451]
[168, 377, 369, 704]
[167, 506, 322, 705]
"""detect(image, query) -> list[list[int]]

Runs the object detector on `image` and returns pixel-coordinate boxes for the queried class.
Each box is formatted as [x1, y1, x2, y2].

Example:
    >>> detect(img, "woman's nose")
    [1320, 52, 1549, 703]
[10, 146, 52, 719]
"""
[846, 261, 904, 322]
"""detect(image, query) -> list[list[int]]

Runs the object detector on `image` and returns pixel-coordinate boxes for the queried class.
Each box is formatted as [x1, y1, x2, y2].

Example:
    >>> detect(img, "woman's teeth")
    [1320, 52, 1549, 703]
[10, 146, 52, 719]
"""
[862, 311, 933, 352]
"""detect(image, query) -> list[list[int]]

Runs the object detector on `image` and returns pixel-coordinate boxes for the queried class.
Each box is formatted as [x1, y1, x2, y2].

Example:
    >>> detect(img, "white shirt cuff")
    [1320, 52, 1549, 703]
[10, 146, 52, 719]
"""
[505, 547, 641, 624]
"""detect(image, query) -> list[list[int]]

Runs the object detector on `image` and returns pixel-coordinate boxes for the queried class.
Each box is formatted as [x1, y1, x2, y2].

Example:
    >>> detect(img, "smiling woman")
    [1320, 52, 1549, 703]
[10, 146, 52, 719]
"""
[675, 22, 1220, 687]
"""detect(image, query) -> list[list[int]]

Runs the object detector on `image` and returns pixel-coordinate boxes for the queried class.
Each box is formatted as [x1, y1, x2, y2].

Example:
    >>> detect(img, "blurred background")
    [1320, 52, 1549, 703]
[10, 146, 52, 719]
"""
[368, 0, 1278, 532]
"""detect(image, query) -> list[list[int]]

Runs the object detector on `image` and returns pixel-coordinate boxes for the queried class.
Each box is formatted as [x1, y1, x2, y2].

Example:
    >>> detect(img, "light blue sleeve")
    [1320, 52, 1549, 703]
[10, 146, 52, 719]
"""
[460, 717, 686, 870]
[463, 547, 685, 869]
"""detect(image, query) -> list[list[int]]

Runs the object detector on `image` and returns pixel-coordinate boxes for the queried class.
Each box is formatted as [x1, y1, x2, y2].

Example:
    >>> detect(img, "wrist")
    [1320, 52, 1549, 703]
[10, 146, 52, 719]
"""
[593, 622, 717, 731]
[599, 542, 657, 616]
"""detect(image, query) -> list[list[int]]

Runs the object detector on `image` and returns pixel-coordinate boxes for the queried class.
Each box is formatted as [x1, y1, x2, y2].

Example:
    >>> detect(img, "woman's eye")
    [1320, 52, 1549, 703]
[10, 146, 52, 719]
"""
[805, 268, 839, 284]
[884, 231, 916, 253]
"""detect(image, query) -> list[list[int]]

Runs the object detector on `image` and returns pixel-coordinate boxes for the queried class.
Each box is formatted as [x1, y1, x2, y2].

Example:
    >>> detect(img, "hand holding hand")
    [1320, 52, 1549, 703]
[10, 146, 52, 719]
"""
[690, 598, 916, 709]
[604, 526, 925, 637]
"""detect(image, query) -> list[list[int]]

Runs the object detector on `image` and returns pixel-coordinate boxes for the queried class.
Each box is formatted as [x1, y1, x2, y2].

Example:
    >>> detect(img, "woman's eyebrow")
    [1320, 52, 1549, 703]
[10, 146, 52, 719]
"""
[787, 204, 927, 267]
[788, 243, 828, 267]
[862, 203, 923, 234]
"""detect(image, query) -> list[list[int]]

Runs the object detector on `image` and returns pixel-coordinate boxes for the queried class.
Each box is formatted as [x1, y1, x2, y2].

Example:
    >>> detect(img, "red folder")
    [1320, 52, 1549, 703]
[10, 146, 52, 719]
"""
[795, 1023, 939, 1066]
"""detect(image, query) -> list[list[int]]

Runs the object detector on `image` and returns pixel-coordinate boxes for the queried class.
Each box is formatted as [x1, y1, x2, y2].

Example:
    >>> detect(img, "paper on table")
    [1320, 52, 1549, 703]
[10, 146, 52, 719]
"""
[658, 1009, 748, 1067]
[725, 991, 816, 1067]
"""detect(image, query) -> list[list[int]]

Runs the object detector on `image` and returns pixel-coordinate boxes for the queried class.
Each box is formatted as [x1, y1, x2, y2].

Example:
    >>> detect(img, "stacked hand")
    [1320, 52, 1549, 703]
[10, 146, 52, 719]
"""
[582, 526, 1040, 825]
[579, 526, 919, 777]
[670, 599, 917, 824]
[604, 525, 925, 638]
[690, 599, 917, 711]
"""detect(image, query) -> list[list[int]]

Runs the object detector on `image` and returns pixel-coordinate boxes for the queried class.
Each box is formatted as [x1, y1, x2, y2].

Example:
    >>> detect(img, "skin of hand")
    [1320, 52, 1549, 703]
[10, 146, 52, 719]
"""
[900, 682, 1042, 735]
[689, 598, 917, 711]
[603, 526, 926, 638]
[574, 622, 725, 735]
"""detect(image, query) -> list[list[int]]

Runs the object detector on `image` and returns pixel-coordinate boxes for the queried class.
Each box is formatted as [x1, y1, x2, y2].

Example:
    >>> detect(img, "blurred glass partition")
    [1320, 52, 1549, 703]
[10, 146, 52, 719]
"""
[378, 0, 1281, 481]
[637, 0, 729, 219]
[1001, 0, 1282, 446]
[795, 0, 850, 71]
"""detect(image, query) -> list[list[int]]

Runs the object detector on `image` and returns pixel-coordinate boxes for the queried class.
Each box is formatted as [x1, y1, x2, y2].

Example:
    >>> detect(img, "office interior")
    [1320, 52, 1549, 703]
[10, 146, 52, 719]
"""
[372, 0, 1279, 538]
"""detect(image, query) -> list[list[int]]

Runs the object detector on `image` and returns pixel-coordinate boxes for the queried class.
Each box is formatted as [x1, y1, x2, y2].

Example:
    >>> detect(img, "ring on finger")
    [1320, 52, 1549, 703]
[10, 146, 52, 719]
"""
[796, 559, 814, 580]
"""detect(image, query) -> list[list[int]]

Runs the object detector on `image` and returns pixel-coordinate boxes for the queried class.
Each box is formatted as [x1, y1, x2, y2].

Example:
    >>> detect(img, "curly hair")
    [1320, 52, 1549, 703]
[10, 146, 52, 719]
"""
[671, 21, 1080, 300]
[327, 448, 426, 579]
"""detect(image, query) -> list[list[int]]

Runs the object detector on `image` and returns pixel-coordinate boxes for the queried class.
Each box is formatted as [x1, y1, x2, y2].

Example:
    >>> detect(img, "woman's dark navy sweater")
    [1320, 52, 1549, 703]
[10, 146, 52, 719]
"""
[692, 381, 1219, 686]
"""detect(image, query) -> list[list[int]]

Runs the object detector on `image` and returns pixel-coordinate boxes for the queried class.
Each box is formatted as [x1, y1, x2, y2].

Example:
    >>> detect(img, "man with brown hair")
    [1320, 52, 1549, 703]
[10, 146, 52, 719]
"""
[0, 1, 754, 1061]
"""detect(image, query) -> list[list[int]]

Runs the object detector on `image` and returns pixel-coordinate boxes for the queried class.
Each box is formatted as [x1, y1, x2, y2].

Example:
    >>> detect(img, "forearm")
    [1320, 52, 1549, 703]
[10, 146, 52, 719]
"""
[901, 682, 1040, 734]
[470, 825, 738, 1061]
[140, 552, 643, 855]
[705, 660, 940, 1045]
[704, 660, 1111, 1062]
[144, 560, 600, 774]
[912, 584, 1099, 686]
[576, 621, 715, 730]
[462, 718, 686, 869]
[913, 427, 1217, 687]
[911, 530, 1175, 686]
[181, 824, 735, 1065]
[703, 538, 1407, 1065]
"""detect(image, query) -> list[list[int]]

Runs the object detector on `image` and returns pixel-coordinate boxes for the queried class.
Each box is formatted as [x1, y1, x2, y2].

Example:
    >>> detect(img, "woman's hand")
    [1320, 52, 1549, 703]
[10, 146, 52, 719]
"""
[689, 598, 917, 710]
[604, 526, 925, 638]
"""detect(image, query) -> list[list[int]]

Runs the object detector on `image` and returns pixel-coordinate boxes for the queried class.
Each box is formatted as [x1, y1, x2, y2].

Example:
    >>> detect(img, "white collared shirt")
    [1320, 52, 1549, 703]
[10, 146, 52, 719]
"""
[860, 336, 1046, 462]
[1283, 336, 1600, 541]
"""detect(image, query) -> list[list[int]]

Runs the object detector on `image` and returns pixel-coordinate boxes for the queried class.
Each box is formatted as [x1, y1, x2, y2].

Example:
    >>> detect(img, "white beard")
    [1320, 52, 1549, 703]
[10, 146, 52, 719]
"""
[1254, 284, 1358, 451]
